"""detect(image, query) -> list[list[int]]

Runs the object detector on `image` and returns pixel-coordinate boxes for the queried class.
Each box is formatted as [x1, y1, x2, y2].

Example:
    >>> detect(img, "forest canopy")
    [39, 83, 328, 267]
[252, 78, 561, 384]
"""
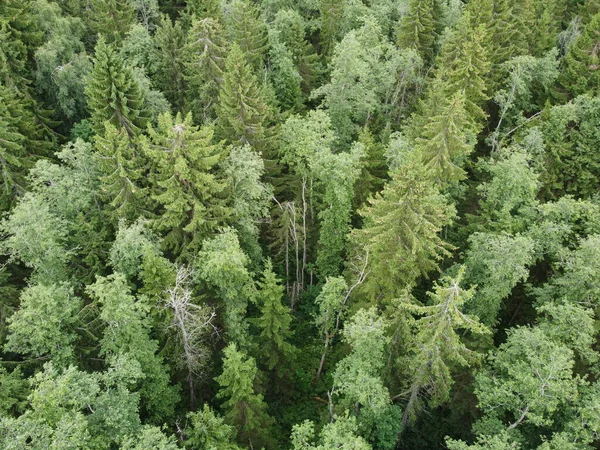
[1, 0, 600, 449]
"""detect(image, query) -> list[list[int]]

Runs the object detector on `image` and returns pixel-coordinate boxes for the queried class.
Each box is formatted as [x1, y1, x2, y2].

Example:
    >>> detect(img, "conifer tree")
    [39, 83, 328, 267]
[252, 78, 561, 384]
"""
[216, 43, 273, 152]
[89, 0, 135, 43]
[216, 344, 274, 450]
[272, 9, 321, 95]
[397, 0, 437, 62]
[184, 17, 228, 123]
[85, 36, 149, 138]
[402, 268, 489, 425]
[0, 0, 43, 90]
[415, 90, 476, 186]
[560, 12, 600, 97]
[353, 154, 455, 300]
[0, 88, 27, 209]
[320, 0, 346, 56]
[95, 123, 148, 221]
[268, 39, 304, 112]
[154, 15, 187, 112]
[435, 12, 490, 124]
[144, 112, 228, 254]
[224, 0, 268, 71]
[253, 260, 295, 372]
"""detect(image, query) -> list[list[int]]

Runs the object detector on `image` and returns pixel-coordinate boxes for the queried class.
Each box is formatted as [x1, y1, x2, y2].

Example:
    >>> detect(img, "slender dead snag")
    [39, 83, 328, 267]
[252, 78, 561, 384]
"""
[164, 266, 217, 410]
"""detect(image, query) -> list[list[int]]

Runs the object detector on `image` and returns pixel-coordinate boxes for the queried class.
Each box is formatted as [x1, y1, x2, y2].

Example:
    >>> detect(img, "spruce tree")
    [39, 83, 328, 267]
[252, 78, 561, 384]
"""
[0, 87, 27, 209]
[85, 36, 149, 138]
[224, 0, 268, 71]
[402, 268, 489, 425]
[216, 344, 274, 450]
[397, 0, 437, 62]
[89, 0, 135, 43]
[94, 122, 148, 221]
[435, 12, 490, 124]
[415, 90, 476, 186]
[144, 112, 229, 255]
[184, 17, 228, 123]
[353, 153, 455, 300]
[319, 0, 346, 56]
[560, 12, 600, 97]
[253, 261, 295, 373]
[154, 15, 187, 112]
[0, 0, 42, 90]
[216, 43, 273, 152]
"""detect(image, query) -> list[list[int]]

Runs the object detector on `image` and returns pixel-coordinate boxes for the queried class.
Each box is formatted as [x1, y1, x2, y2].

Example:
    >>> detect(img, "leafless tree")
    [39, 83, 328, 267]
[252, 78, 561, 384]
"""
[164, 265, 217, 409]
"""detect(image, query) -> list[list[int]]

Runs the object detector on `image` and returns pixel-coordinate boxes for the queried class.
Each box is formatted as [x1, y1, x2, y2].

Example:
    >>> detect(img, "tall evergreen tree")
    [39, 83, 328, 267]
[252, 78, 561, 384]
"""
[184, 17, 228, 123]
[89, 0, 135, 43]
[401, 268, 489, 425]
[216, 43, 274, 152]
[560, 12, 600, 97]
[435, 12, 490, 124]
[224, 0, 268, 71]
[397, 0, 437, 62]
[253, 260, 295, 372]
[154, 15, 187, 111]
[216, 344, 274, 449]
[143, 111, 228, 254]
[353, 154, 455, 300]
[94, 122, 148, 221]
[414, 90, 476, 186]
[85, 36, 149, 138]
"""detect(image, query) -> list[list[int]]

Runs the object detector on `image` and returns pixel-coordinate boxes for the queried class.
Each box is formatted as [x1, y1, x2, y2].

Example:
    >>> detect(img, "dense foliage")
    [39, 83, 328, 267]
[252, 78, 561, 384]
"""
[1, 0, 600, 449]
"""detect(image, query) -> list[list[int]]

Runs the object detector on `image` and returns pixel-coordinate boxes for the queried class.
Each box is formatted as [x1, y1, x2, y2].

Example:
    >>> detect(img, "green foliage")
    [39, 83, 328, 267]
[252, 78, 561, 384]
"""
[95, 123, 148, 221]
[253, 260, 295, 371]
[5, 283, 80, 365]
[537, 96, 600, 198]
[184, 17, 227, 123]
[414, 90, 476, 185]
[33, 0, 90, 123]
[560, 12, 600, 97]
[222, 144, 272, 263]
[197, 228, 255, 346]
[354, 155, 455, 299]
[463, 232, 536, 326]
[217, 43, 274, 152]
[121, 425, 179, 450]
[0, 359, 144, 449]
[216, 343, 274, 449]
[0, 367, 29, 417]
[87, 274, 179, 423]
[291, 415, 373, 450]
[332, 308, 400, 447]
[144, 111, 228, 254]
[1, 192, 69, 283]
[184, 404, 242, 450]
[85, 36, 149, 138]
[3, 3, 600, 450]
[313, 18, 405, 146]
[224, 0, 268, 71]
[475, 147, 540, 233]
[397, 0, 437, 61]
[89, 0, 135, 43]
[154, 15, 187, 111]
[474, 327, 580, 436]
[402, 268, 489, 424]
